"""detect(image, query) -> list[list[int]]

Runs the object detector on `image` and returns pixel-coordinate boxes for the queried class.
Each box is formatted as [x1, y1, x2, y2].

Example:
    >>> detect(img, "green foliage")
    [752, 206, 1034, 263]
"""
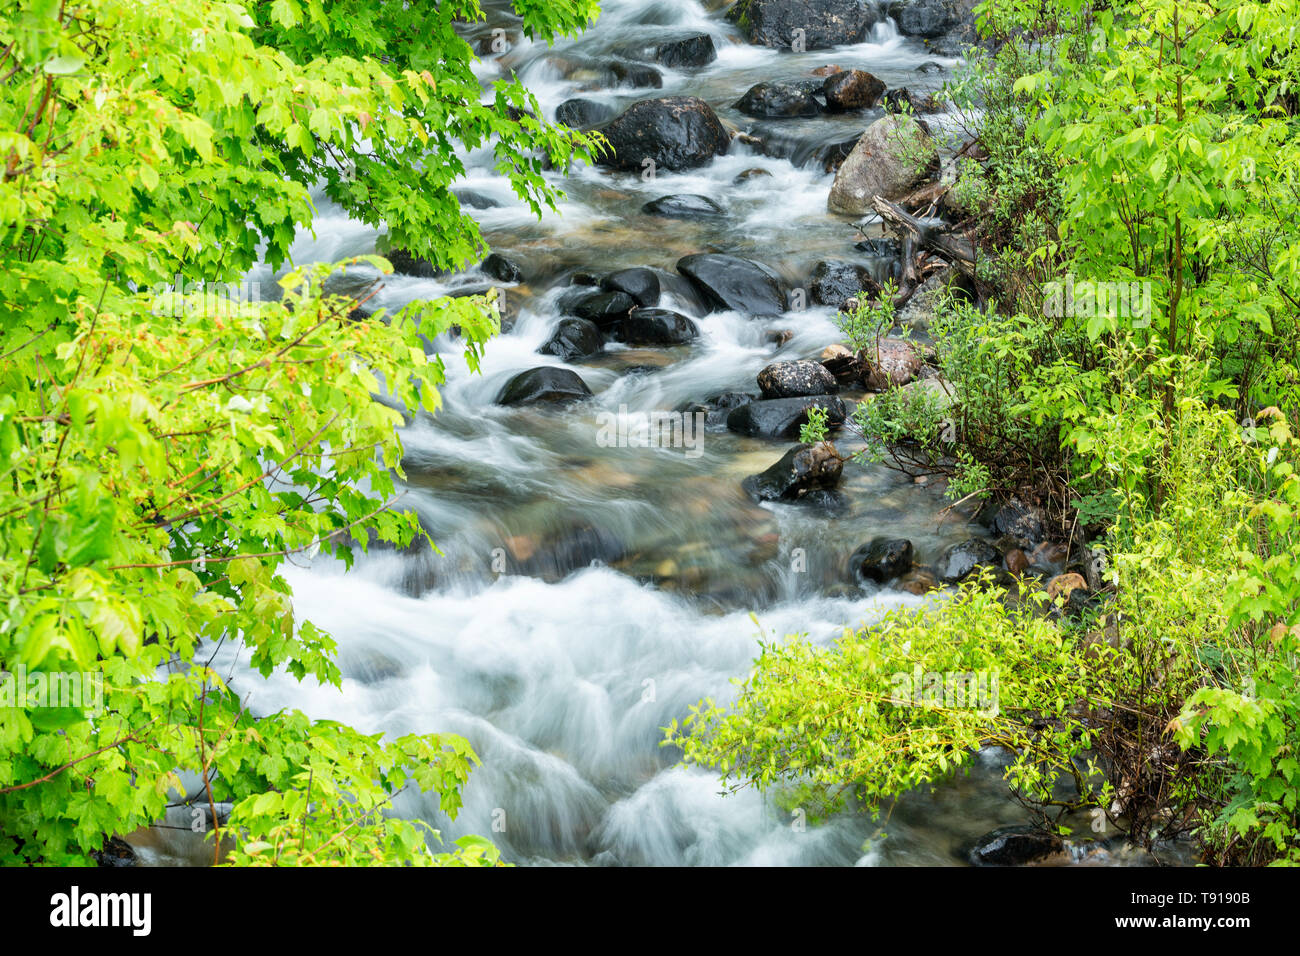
[0, 0, 599, 865]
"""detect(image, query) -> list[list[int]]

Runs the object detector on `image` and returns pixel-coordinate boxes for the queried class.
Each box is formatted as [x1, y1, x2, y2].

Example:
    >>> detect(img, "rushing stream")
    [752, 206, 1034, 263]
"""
[131, 0, 1182, 866]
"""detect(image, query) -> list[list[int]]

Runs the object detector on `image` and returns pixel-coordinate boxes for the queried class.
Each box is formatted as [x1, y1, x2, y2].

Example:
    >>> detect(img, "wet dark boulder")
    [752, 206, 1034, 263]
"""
[938, 538, 1002, 582]
[539, 317, 604, 361]
[595, 96, 731, 173]
[888, 0, 971, 38]
[822, 69, 886, 110]
[727, 395, 848, 439]
[734, 82, 822, 118]
[610, 61, 664, 89]
[757, 359, 838, 398]
[618, 309, 700, 346]
[988, 497, 1049, 548]
[600, 267, 661, 307]
[967, 826, 1065, 866]
[654, 34, 718, 68]
[851, 537, 914, 583]
[680, 391, 757, 428]
[570, 290, 636, 329]
[496, 367, 594, 406]
[810, 259, 877, 307]
[384, 247, 441, 278]
[742, 442, 844, 502]
[677, 253, 787, 315]
[453, 189, 502, 209]
[642, 194, 725, 219]
[728, 0, 883, 50]
[481, 252, 523, 283]
[555, 98, 616, 129]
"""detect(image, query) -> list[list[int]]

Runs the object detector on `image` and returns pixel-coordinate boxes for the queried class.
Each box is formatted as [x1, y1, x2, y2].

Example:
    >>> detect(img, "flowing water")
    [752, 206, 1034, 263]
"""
[133, 0, 1176, 866]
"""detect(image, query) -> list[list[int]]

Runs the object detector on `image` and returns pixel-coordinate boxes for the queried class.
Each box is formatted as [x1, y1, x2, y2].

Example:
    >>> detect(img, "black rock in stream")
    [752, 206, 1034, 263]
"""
[642, 194, 725, 219]
[654, 34, 717, 68]
[728, 0, 883, 50]
[938, 538, 1002, 582]
[482, 252, 523, 283]
[600, 267, 660, 307]
[570, 290, 636, 329]
[617, 309, 699, 346]
[594, 96, 731, 173]
[726, 395, 848, 439]
[609, 61, 664, 89]
[496, 367, 594, 406]
[810, 260, 877, 307]
[850, 537, 914, 583]
[555, 98, 616, 129]
[680, 391, 757, 428]
[734, 82, 822, 118]
[757, 359, 838, 398]
[677, 253, 787, 315]
[742, 442, 843, 502]
[967, 825, 1065, 866]
[539, 317, 604, 361]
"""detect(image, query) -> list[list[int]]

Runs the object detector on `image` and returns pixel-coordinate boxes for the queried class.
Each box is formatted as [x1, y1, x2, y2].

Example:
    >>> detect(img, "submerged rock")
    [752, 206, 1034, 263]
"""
[742, 442, 843, 502]
[595, 96, 731, 173]
[851, 537, 914, 582]
[677, 253, 787, 315]
[481, 252, 523, 283]
[642, 194, 725, 219]
[555, 98, 615, 129]
[496, 367, 593, 406]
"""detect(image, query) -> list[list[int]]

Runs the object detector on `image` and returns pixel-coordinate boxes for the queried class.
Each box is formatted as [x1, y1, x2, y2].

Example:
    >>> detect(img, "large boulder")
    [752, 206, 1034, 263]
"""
[595, 96, 731, 173]
[642, 194, 726, 219]
[827, 115, 938, 215]
[728, 0, 883, 50]
[600, 267, 661, 307]
[618, 309, 700, 346]
[655, 34, 718, 68]
[727, 395, 848, 438]
[757, 360, 838, 398]
[539, 318, 604, 361]
[496, 367, 594, 406]
[742, 442, 844, 502]
[677, 253, 787, 315]
[734, 82, 822, 118]
[851, 537, 914, 582]
[822, 69, 886, 110]
[888, 0, 975, 38]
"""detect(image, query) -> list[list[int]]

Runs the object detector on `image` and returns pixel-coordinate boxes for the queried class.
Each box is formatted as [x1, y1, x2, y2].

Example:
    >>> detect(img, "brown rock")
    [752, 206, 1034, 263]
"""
[811, 64, 842, 76]
[860, 338, 923, 390]
[822, 69, 886, 110]
[1046, 572, 1087, 602]
[897, 569, 939, 595]
[1005, 548, 1029, 575]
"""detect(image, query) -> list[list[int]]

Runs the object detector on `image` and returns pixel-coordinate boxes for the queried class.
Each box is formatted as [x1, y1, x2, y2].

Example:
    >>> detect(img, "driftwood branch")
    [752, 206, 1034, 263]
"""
[871, 195, 979, 278]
